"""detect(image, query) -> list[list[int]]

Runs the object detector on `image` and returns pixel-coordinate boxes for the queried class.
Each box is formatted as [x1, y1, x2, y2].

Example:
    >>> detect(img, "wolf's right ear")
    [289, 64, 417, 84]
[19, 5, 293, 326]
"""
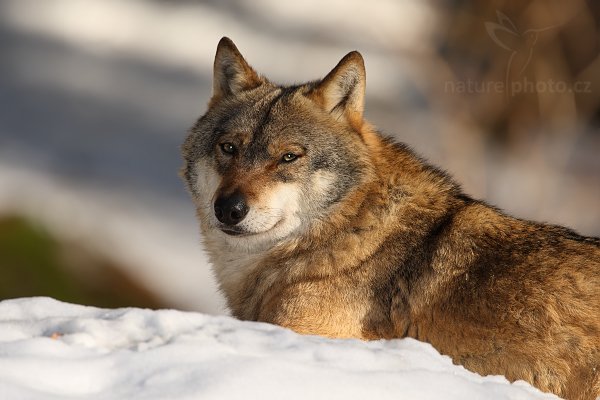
[308, 51, 366, 127]
[212, 37, 262, 101]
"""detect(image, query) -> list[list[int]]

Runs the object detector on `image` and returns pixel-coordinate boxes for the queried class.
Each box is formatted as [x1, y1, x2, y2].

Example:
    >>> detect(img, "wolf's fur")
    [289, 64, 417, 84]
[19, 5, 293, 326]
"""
[182, 37, 600, 400]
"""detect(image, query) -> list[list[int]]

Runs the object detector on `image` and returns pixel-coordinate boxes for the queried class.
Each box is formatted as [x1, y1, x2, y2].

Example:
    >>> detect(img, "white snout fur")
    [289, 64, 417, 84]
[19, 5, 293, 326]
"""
[193, 160, 302, 251]
[191, 160, 337, 295]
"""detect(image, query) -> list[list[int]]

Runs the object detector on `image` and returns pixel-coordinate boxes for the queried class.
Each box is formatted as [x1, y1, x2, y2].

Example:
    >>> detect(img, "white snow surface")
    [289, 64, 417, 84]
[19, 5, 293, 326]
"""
[0, 297, 558, 400]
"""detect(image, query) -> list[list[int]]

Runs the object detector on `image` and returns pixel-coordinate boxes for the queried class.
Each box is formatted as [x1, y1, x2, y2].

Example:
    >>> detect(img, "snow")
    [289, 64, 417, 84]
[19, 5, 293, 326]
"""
[0, 298, 558, 400]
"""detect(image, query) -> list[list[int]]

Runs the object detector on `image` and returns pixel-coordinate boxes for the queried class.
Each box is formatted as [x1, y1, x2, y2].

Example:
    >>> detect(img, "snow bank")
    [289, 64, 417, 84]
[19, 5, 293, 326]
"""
[0, 297, 557, 400]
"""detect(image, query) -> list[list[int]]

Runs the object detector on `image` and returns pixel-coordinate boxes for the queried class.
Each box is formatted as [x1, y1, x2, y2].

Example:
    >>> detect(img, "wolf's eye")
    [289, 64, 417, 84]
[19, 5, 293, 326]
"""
[220, 143, 235, 154]
[281, 153, 298, 163]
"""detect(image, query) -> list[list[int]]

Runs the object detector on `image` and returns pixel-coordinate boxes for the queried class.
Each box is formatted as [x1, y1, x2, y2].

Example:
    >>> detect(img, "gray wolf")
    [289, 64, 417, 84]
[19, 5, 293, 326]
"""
[181, 37, 600, 400]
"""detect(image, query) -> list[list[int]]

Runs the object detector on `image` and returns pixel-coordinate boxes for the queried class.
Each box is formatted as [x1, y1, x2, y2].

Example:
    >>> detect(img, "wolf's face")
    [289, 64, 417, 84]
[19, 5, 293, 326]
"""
[182, 38, 371, 251]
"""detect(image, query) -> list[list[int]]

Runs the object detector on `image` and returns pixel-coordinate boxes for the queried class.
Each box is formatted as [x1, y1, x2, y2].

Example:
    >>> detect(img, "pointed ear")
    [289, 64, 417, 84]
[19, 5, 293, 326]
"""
[212, 37, 262, 100]
[309, 51, 366, 124]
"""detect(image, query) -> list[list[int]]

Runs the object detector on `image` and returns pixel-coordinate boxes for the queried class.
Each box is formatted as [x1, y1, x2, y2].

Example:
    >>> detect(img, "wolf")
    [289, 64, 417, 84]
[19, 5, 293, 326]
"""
[181, 37, 600, 400]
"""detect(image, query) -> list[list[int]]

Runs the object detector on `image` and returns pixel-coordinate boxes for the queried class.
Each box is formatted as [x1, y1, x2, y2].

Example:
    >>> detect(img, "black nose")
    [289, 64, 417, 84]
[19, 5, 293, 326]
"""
[214, 191, 249, 226]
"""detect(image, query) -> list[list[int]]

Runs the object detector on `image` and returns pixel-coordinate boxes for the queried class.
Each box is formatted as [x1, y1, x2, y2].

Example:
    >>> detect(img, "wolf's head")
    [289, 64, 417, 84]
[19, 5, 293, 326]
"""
[182, 37, 374, 251]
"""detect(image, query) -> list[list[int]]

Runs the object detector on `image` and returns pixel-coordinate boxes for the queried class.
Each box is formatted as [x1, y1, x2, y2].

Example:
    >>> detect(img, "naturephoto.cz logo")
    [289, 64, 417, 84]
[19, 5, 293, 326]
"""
[445, 11, 592, 97]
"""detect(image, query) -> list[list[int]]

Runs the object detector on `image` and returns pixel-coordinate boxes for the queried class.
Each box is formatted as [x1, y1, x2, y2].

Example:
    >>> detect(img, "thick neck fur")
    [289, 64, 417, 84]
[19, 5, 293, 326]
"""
[204, 123, 465, 320]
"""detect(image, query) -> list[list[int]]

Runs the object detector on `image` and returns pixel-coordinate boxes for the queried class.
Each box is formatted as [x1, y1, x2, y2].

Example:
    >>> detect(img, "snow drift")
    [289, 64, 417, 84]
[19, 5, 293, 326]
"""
[0, 297, 558, 399]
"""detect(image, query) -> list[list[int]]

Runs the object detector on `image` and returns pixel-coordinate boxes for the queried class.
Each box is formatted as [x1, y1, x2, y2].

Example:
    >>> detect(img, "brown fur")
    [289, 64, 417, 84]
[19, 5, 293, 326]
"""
[182, 38, 600, 400]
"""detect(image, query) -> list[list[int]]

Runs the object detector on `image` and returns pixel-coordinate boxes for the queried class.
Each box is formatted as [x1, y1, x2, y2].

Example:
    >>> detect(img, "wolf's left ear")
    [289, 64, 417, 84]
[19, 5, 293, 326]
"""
[212, 37, 262, 100]
[309, 51, 366, 125]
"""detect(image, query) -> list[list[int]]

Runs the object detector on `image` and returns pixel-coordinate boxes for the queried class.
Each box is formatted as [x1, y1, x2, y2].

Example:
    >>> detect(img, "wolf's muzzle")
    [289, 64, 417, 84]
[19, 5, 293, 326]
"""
[214, 190, 249, 226]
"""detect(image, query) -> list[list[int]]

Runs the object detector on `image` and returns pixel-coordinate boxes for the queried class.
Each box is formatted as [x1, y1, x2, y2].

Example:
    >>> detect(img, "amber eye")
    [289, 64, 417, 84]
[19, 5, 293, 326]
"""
[281, 153, 298, 163]
[220, 143, 235, 154]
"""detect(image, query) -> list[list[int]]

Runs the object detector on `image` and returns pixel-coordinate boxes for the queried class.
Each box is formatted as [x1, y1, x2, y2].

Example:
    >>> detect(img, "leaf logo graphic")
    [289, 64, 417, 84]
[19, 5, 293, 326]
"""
[485, 11, 562, 97]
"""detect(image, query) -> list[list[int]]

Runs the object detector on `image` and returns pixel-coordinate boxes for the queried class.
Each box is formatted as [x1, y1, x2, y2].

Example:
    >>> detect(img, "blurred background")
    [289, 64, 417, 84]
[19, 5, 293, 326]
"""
[0, 0, 598, 314]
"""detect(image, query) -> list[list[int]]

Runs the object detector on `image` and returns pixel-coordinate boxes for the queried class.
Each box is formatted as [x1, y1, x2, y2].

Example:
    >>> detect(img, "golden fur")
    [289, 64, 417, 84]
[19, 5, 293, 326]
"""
[182, 38, 600, 399]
